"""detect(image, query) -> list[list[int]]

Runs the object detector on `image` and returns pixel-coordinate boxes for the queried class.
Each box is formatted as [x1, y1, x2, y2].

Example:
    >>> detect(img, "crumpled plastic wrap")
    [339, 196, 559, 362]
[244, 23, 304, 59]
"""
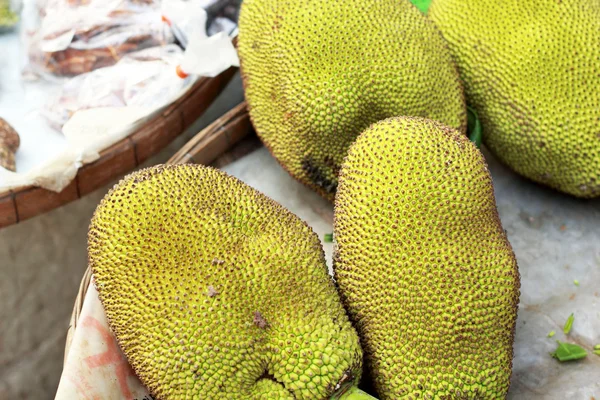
[0, 40, 196, 193]
[0, 0, 239, 193]
[23, 0, 173, 77]
[41, 44, 188, 130]
[55, 147, 600, 399]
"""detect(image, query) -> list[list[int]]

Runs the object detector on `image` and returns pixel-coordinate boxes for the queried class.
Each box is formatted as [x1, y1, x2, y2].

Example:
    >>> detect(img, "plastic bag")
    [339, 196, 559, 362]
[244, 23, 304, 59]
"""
[42, 44, 188, 130]
[161, 0, 239, 47]
[159, 0, 239, 78]
[23, 0, 173, 77]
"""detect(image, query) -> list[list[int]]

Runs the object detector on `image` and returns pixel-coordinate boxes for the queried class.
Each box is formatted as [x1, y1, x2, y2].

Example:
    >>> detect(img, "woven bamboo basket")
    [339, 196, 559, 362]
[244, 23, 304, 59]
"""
[63, 101, 255, 363]
[0, 67, 238, 229]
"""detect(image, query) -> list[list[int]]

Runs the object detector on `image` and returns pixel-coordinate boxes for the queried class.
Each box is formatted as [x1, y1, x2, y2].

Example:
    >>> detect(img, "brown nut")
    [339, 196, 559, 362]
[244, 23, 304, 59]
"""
[0, 118, 20, 172]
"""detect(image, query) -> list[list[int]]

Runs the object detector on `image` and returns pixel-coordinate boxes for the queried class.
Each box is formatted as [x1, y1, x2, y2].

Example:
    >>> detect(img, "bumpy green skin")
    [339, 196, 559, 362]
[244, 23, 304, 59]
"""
[429, 0, 600, 198]
[333, 117, 520, 399]
[0, 3, 18, 27]
[89, 165, 362, 400]
[238, 0, 466, 201]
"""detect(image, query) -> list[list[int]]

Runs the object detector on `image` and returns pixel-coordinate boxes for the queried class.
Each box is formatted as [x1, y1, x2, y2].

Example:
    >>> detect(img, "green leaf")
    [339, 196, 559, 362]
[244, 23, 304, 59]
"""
[594, 344, 600, 350]
[550, 341, 587, 362]
[594, 350, 600, 356]
[324, 233, 334, 243]
[409, 0, 432, 14]
[333, 385, 379, 400]
[547, 330, 556, 338]
[467, 106, 483, 148]
[563, 313, 574, 335]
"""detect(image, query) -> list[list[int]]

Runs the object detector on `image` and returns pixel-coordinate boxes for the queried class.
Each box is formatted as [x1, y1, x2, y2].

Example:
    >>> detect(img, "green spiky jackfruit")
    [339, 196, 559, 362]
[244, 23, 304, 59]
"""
[238, 0, 466, 201]
[89, 165, 363, 400]
[333, 117, 520, 399]
[429, 0, 600, 198]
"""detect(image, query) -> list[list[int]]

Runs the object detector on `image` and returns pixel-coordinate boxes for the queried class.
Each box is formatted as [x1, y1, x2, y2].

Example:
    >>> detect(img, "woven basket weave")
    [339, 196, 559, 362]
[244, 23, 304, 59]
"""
[63, 102, 254, 363]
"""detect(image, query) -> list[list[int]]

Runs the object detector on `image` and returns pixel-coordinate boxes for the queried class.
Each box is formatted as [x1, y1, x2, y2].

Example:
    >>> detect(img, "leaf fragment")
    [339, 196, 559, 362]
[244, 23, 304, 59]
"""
[550, 341, 587, 362]
[563, 313, 574, 335]
[547, 331, 556, 338]
[409, 0, 432, 13]
[467, 106, 483, 148]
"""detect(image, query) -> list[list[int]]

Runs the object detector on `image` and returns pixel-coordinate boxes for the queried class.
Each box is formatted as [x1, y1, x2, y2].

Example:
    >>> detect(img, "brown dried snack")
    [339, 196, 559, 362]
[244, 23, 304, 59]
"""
[30, 30, 167, 76]
[0, 118, 20, 172]
[27, 0, 170, 76]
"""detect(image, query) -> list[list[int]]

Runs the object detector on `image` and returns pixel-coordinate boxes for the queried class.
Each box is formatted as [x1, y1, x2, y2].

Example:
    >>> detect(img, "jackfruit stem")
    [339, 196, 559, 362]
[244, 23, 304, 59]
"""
[467, 106, 483, 148]
[331, 385, 378, 400]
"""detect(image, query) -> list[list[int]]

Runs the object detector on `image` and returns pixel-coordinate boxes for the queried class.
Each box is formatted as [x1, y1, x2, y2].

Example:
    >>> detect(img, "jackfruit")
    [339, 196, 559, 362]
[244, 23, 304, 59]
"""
[429, 0, 600, 198]
[333, 117, 520, 399]
[88, 164, 365, 400]
[238, 0, 466, 201]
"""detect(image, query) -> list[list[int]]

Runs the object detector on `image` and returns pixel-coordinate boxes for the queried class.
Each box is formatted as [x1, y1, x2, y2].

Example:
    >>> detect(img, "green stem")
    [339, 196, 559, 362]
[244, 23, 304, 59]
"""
[331, 385, 379, 400]
[409, 0, 432, 14]
[467, 106, 483, 148]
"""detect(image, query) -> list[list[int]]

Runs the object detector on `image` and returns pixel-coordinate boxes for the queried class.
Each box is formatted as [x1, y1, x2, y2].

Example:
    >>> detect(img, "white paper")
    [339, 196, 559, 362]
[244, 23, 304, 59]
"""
[161, 0, 209, 42]
[63, 107, 153, 148]
[180, 31, 239, 78]
[0, 31, 71, 182]
[55, 282, 149, 400]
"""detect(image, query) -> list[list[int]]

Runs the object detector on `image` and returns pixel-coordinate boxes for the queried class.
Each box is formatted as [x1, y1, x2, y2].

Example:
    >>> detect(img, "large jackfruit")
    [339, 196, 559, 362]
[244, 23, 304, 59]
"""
[89, 165, 364, 400]
[429, 0, 600, 198]
[333, 117, 520, 399]
[238, 0, 466, 201]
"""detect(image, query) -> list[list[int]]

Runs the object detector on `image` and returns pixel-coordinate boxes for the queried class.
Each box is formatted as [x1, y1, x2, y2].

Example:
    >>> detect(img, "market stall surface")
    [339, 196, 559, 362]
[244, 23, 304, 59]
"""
[57, 143, 600, 399]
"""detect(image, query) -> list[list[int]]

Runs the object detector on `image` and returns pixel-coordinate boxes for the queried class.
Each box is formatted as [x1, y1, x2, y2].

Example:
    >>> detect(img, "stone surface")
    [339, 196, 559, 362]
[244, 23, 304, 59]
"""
[0, 74, 244, 400]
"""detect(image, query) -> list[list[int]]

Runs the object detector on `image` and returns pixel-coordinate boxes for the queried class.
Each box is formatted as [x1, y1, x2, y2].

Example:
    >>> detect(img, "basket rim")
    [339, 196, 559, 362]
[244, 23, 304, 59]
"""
[0, 68, 238, 229]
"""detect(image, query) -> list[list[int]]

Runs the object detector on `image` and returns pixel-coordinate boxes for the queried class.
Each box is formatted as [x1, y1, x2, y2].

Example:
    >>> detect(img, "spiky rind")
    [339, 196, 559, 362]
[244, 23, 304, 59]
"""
[89, 164, 362, 400]
[239, 0, 466, 201]
[334, 117, 520, 399]
[430, 0, 600, 198]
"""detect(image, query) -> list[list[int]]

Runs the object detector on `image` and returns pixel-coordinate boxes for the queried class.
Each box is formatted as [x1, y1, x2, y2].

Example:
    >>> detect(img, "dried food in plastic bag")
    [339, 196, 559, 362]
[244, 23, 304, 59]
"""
[42, 44, 188, 130]
[23, 0, 173, 77]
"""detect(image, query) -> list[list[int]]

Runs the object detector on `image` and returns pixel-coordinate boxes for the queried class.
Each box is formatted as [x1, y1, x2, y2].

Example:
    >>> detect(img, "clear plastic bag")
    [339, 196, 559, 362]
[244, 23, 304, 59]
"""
[42, 44, 188, 130]
[23, 0, 173, 77]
